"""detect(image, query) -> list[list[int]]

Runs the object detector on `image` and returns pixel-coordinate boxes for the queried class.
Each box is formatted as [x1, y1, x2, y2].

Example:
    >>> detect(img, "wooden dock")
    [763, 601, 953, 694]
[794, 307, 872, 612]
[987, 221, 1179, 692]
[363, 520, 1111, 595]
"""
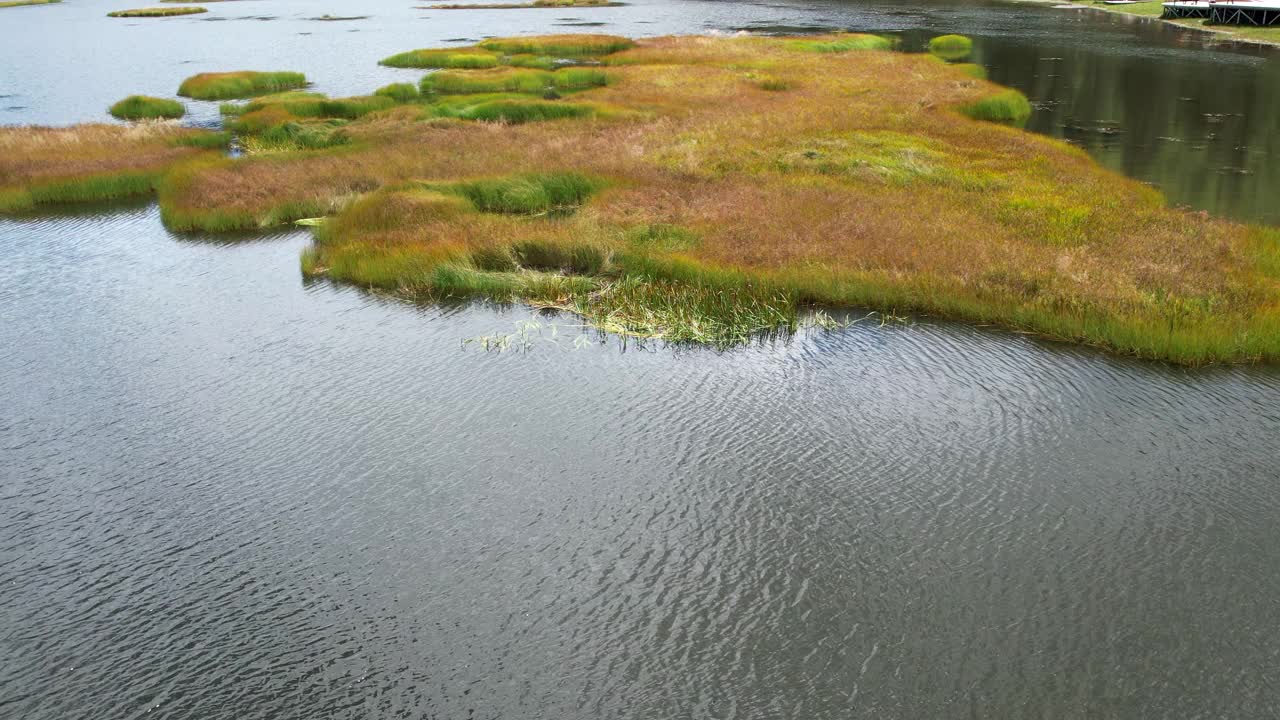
[1163, 0, 1280, 24]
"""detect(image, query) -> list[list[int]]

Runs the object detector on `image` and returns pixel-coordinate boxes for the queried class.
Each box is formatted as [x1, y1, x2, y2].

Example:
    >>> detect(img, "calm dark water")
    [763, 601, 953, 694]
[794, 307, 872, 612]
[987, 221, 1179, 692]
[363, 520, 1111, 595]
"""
[3, 1, 1280, 719]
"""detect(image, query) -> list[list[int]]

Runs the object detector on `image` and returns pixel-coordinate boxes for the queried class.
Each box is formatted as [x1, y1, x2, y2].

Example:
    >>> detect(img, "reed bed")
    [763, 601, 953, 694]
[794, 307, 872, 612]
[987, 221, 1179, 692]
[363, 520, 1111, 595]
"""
[108, 6, 206, 16]
[178, 71, 308, 100]
[5, 33, 1278, 362]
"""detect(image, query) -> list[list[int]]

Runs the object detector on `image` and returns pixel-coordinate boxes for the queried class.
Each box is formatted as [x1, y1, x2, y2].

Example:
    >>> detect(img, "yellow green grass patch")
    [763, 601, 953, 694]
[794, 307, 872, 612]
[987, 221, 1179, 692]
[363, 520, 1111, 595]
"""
[108, 6, 206, 16]
[178, 71, 308, 100]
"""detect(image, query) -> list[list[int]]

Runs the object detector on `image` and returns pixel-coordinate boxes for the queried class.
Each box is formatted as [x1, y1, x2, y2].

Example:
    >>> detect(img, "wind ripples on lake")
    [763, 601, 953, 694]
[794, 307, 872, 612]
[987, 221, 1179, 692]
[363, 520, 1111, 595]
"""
[4, 206, 1280, 718]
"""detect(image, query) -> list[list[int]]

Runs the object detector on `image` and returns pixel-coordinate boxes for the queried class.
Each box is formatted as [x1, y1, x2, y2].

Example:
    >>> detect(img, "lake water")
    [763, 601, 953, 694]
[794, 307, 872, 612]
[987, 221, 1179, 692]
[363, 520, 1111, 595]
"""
[2, 1, 1280, 718]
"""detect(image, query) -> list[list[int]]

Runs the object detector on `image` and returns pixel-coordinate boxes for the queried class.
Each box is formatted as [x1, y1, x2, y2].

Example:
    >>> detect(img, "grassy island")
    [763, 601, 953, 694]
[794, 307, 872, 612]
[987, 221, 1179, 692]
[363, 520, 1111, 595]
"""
[178, 71, 308, 100]
[108, 6, 207, 17]
[109, 95, 186, 120]
[2, 33, 1277, 362]
[0, 0, 61, 8]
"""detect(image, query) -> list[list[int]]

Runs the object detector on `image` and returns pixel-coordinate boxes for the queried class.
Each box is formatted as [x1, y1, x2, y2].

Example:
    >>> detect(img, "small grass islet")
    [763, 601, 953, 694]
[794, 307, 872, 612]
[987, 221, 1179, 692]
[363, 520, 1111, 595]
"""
[108, 6, 207, 16]
[928, 34, 974, 61]
[0, 0, 61, 8]
[4, 33, 1280, 363]
[178, 71, 308, 100]
[109, 95, 186, 120]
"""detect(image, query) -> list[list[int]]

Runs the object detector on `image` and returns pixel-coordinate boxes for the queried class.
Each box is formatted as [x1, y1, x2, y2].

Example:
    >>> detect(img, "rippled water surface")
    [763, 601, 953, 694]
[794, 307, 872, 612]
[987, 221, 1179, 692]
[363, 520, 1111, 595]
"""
[3, 1, 1280, 718]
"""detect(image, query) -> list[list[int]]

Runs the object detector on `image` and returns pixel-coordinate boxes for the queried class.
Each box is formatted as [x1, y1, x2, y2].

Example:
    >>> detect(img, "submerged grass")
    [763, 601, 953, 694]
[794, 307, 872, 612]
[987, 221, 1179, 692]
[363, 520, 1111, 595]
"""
[109, 95, 186, 120]
[10, 33, 1280, 363]
[178, 71, 308, 100]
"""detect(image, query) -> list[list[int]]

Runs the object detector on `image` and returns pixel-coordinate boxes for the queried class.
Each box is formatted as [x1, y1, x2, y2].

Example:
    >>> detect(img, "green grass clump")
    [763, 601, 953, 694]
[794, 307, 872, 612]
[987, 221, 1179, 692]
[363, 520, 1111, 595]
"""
[928, 34, 974, 60]
[375, 83, 420, 102]
[244, 122, 351, 152]
[171, 130, 232, 149]
[422, 67, 609, 95]
[0, 0, 62, 8]
[109, 95, 186, 120]
[178, 71, 308, 100]
[379, 49, 500, 69]
[503, 54, 557, 69]
[784, 34, 893, 53]
[478, 34, 635, 56]
[444, 172, 603, 214]
[108, 6, 206, 16]
[449, 99, 597, 123]
[959, 89, 1032, 124]
[953, 63, 987, 80]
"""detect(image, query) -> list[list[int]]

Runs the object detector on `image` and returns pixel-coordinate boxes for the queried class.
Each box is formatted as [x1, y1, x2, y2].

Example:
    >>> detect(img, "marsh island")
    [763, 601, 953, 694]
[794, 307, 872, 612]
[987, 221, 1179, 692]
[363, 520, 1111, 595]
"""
[1, 33, 1276, 362]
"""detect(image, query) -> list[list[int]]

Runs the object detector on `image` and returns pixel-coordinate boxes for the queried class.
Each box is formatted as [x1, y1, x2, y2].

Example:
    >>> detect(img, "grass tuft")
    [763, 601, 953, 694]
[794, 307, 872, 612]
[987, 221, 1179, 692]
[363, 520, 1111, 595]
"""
[928, 34, 974, 61]
[958, 88, 1033, 124]
[477, 34, 635, 56]
[375, 83, 420, 103]
[178, 71, 308, 100]
[109, 95, 186, 120]
[783, 34, 894, 53]
[379, 49, 500, 69]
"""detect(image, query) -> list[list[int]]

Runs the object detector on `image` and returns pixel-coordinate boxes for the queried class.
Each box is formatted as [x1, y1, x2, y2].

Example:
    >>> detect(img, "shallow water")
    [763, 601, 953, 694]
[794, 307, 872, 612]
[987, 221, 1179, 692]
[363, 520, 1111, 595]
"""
[3, 1, 1280, 719]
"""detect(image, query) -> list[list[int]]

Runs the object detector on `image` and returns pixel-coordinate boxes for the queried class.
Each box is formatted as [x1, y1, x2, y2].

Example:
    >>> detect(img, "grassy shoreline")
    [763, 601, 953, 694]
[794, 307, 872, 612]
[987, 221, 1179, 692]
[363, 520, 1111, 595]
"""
[3, 33, 1278, 363]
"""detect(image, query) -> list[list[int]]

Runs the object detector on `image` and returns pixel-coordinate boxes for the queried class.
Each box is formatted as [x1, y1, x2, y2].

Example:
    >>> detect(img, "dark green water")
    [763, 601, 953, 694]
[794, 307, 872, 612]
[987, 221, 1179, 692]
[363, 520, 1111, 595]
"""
[2, 1, 1279, 718]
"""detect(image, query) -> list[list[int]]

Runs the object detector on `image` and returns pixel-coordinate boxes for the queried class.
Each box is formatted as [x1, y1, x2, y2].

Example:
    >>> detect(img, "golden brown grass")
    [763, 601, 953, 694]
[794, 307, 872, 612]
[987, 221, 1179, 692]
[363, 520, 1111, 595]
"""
[5, 33, 1278, 362]
[0, 124, 221, 212]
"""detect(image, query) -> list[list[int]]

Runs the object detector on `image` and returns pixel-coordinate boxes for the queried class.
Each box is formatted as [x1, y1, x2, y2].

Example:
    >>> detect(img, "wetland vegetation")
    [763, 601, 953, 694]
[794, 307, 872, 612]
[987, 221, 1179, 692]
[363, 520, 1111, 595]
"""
[109, 95, 186, 120]
[108, 6, 207, 17]
[0, 0, 60, 8]
[2, 32, 1278, 362]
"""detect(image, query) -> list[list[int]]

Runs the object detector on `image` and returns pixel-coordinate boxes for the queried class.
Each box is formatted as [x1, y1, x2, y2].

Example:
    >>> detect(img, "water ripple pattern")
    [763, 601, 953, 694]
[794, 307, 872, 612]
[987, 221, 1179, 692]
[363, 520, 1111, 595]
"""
[2, 205, 1280, 719]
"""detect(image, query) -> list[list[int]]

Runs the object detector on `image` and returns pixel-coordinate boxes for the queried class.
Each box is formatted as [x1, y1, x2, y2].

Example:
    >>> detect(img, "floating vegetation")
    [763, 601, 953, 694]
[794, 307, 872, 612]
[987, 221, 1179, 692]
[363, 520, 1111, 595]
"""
[309, 14, 368, 21]
[0, 0, 61, 8]
[928, 34, 974, 61]
[109, 95, 186, 120]
[178, 71, 308, 100]
[108, 6, 207, 16]
[6, 34, 1280, 363]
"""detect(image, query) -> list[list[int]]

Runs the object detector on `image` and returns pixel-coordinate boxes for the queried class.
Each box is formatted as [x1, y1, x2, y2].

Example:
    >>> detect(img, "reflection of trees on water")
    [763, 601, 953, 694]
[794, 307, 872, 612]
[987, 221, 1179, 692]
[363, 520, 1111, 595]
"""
[972, 17, 1279, 224]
